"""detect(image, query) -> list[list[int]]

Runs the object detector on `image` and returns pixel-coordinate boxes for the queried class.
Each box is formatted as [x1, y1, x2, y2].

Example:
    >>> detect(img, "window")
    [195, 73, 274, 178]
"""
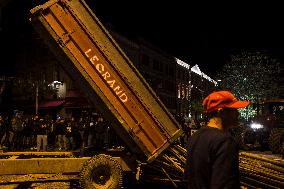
[169, 65, 174, 77]
[153, 59, 163, 72]
[165, 81, 175, 92]
[141, 54, 150, 66]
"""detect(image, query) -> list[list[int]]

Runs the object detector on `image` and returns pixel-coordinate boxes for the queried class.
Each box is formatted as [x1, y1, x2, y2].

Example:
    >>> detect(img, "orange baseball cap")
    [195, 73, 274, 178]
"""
[202, 91, 250, 113]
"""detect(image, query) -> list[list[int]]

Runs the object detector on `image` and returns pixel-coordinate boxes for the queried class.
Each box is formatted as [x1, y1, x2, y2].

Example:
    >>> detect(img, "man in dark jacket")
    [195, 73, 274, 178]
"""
[184, 91, 250, 189]
[66, 117, 76, 150]
[0, 115, 6, 149]
[55, 118, 67, 151]
[36, 118, 49, 152]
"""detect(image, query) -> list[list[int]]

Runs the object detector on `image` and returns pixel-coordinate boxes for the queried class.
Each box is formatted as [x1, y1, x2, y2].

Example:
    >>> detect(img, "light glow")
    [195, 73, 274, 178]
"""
[250, 122, 264, 129]
[191, 64, 217, 85]
[175, 57, 190, 69]
[48, 81, 63, 90]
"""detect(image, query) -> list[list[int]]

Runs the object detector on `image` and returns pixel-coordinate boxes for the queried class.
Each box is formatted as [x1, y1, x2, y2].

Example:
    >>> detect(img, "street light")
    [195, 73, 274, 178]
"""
[48, 80, 63, 90]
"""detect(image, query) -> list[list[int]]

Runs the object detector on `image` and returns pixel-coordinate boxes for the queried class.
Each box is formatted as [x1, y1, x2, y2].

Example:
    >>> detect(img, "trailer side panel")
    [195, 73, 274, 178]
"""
[30, 0, 182, 162]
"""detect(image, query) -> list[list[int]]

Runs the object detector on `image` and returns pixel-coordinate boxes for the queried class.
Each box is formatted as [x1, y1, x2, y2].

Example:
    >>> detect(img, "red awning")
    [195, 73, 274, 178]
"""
[39, 100, 65, 109]
[64, 99, 90, 109]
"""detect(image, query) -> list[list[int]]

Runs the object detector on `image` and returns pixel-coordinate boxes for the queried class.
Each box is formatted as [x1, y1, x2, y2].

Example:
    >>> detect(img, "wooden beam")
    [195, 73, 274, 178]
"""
[0, 157, 132, 175]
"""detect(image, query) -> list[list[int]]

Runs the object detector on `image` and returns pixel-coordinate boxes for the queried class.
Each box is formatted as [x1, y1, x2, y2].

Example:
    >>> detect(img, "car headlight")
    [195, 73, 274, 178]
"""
[250, 122, 264, 130]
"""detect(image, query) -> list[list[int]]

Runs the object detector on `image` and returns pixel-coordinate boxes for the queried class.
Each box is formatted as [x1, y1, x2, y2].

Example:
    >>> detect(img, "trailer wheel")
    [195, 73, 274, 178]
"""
[79, 154, 123, 189]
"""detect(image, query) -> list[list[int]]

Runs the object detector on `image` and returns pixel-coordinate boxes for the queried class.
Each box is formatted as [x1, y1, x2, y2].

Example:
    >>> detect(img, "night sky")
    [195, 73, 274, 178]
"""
[86, 0, 284, 77]
[1, 0, 284, 78]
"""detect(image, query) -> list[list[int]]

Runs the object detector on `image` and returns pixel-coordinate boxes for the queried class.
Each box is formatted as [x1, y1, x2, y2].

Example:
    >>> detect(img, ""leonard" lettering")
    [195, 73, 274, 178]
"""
[85, 49, 128, 103]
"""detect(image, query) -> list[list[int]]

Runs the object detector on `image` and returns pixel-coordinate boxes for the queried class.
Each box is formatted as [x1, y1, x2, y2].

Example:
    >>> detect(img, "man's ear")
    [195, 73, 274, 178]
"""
[217, 108, 224, 116]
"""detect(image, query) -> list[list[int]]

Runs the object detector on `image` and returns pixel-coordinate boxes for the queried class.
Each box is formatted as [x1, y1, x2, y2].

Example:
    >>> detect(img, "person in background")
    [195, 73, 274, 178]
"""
[47, 118, 56, 150]
[36, 118, 49, 152]
[188, 118, 197, 129]
[11, 113, 24, 150]
[55, 118, 67, 151]
[0, 115, 7, 149]
[66, 117, 76, 150]
[1, 115, 10, 150]
[184, 90, 250, 189]
[22, 116, 32, 150]
[30, 115, 39, 150]
[87, 117, 95, 148]
[94, 115, 107, 150]
[78, 116, 87, 148]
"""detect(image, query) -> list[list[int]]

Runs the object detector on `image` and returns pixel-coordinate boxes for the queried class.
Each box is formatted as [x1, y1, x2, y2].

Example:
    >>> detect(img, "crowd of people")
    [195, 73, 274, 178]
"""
[0, 112, 121, 152]
[0, 110, 198, 152]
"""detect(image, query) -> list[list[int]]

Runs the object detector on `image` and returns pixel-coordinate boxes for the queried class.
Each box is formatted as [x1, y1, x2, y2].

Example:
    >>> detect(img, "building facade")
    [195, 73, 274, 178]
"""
[5, 16, 216, 120]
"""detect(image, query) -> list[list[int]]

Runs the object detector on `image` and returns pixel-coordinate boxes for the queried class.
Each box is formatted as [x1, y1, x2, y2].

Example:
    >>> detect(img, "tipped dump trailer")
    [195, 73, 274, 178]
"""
[30, 0, 182, 163]
[0, 0, 281, 188]
[28, 0, 186, 188]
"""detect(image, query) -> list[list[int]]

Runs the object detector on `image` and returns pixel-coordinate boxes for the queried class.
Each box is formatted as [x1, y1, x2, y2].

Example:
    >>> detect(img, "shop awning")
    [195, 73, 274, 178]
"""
[39, 100, 65, 109]
[64, 89, 91, 108]
[64, 100, 91, 109]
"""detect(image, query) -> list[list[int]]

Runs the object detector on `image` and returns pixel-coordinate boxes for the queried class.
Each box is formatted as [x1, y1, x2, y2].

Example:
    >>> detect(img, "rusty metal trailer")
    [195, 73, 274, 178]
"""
[1, 0, 282, 188]
[20, 0, 186, 188]
[29, 0, 182, 163]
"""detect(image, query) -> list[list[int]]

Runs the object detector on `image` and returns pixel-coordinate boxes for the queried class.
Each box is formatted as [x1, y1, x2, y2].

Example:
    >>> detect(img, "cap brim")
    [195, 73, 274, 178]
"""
[229, 101, 250, 109]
